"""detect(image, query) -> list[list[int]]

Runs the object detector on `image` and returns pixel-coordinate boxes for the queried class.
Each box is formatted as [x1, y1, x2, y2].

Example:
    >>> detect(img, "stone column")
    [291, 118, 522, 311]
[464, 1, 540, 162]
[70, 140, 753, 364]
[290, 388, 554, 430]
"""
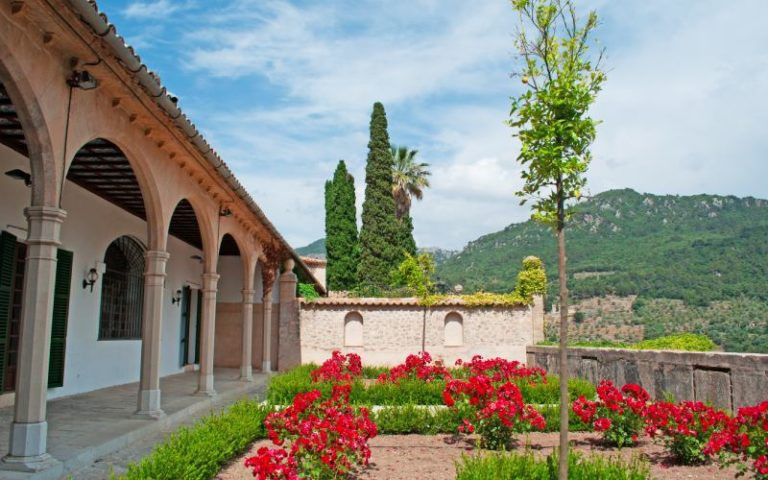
[2, 206, 66, 471]
[136, 250, 170, 417]
[531, 294, 545, 344]
[278, 259, 300, 371]
[261, 281, 275, 372]
[196, 272, 219, 396]
[240, 289, 256, 381]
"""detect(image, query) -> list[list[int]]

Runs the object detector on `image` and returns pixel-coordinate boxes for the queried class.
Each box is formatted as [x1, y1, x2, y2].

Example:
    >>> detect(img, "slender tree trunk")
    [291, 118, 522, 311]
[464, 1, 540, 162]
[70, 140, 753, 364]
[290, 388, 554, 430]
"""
[557, 192, 569, 480]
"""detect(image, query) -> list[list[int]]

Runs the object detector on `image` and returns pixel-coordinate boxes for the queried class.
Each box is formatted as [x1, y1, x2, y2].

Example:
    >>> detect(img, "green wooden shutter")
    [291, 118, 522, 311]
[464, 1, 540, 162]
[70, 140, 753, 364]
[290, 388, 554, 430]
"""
[0, 231, 18, 391]
[48, 248, 72, 388]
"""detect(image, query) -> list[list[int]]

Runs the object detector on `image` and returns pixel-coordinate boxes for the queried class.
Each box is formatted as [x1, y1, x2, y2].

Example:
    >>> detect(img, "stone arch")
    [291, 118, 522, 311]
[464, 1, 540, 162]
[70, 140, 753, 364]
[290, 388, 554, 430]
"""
[166, 196, 216, 270]
[444, 312, 463, 347]
[63, 137, 163, 249]
[0, 43, 59, 207]
[344, 311, 364, 347]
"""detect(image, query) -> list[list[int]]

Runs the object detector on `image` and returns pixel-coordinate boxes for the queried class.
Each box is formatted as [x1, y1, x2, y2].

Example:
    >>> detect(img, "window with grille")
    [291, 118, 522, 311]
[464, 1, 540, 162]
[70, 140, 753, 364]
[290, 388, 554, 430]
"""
[98, 236, 145, 340]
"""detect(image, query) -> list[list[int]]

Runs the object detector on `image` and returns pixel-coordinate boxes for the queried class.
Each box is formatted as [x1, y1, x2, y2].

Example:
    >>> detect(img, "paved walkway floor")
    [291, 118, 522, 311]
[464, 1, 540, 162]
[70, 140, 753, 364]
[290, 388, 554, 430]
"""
[0, 368, 268, 480]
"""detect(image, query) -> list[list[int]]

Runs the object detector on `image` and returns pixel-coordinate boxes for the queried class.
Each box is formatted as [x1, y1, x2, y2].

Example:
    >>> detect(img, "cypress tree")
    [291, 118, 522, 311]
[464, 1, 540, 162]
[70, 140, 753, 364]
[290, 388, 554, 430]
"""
[358, 102, 402, 288]
[324, 160, 359, 290]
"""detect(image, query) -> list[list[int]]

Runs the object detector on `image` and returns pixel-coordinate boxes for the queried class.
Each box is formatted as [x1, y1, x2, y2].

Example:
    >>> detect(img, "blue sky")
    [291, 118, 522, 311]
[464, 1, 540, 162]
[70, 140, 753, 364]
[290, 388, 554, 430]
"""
[100, 0, 768, 250]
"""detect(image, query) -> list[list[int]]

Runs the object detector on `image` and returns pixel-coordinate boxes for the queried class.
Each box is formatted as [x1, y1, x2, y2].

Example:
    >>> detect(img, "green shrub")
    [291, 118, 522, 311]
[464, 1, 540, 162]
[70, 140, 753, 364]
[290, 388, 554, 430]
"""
[267, 367, 595, 406]
[297, 282, 320, 300]
[455, 450, 650, 480]
[371, 403, 589, 435]
[631, 333, 716, 351]
[372, 405, 473, 434]
[516, 376, 595, 404]
[119, 399, 271, 480]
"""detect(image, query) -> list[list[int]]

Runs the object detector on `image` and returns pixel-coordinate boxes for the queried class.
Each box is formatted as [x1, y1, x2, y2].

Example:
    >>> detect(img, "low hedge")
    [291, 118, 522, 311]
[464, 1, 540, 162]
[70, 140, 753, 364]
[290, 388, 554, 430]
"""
[538, 333, 717, 352]
[455, 450, 650, 480]
[267, 365, 595, 406]
[372, 404, 590, 435]
[119, 399, 271, 480]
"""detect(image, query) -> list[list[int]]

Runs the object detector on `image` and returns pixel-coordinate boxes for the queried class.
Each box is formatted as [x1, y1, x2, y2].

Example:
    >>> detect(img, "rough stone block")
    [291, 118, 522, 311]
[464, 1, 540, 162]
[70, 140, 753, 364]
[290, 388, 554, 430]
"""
[661, 364, 694, 402]
[693, 368, 731, 410]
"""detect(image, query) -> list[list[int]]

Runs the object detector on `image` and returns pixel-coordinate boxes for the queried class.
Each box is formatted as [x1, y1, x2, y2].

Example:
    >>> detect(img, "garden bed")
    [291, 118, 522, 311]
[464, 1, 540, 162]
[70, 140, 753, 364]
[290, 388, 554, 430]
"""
[218, 432, 739, 480]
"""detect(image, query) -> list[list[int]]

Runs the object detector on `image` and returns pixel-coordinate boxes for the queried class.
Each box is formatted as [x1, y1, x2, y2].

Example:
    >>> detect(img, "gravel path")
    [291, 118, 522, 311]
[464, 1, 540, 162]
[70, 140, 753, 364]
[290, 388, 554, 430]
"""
[218, 433, 740, 480]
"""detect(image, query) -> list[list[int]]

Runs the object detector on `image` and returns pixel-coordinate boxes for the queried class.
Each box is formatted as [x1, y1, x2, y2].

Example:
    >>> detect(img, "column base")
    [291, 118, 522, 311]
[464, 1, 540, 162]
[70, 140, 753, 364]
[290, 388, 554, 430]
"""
[261, 360, 272, 372]
[0, 452, 59, 473]
[136, 389, 165, 418]
[195, 373, 216, 397]
[194, 388, 217, 397]
[239, 366, 253, 382]
[8, 420, 47, 458]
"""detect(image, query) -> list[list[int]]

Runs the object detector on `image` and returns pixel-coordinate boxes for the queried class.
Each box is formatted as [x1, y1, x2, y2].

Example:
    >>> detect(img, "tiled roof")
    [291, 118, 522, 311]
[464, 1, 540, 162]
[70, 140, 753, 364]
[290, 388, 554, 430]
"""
[300, 297, 525, 307]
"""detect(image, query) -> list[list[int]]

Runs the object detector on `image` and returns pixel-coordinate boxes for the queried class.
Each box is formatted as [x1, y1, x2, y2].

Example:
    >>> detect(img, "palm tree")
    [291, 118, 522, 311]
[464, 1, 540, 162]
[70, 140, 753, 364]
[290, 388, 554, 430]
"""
[390, 146, 431, 220]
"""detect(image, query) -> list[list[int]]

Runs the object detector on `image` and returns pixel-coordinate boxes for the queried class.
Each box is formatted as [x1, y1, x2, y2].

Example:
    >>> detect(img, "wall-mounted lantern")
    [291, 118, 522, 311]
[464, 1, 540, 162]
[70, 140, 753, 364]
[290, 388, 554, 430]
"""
[82, 268, 99, 292]
[171, 289, 182, 306]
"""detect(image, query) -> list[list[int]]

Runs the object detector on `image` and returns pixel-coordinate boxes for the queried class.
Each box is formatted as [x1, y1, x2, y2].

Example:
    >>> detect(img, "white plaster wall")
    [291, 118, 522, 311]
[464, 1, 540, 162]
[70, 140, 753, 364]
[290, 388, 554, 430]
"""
[297, 303, 540, 367]
[0, 144, 205, 399]
[217, 255, 244, 303]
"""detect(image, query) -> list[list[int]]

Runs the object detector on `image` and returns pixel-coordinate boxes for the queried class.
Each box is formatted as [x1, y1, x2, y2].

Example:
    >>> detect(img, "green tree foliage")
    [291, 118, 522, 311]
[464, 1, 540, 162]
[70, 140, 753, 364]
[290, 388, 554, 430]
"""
[390, 146, 431, 220]
[324, 160, 359, 290]
[390, 252, 436, 304]
[514, 255, 548, 299]
[358, 102, 403, 288]
[390, 146, 430, 257]
[508, 1, 605, 476]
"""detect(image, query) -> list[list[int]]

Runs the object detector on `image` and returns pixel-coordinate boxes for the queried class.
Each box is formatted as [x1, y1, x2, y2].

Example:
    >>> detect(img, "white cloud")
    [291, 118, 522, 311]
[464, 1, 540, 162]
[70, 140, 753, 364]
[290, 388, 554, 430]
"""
[123, 0, 184, 19]
[117, 0, 768, 250]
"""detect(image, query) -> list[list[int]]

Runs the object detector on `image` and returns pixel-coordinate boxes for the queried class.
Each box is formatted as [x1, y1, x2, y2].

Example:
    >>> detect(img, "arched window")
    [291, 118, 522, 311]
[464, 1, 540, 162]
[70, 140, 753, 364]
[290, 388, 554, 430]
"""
[444, 312, 463, 346]
[344, 312, 363, 347]
[99, 236, 145, 340]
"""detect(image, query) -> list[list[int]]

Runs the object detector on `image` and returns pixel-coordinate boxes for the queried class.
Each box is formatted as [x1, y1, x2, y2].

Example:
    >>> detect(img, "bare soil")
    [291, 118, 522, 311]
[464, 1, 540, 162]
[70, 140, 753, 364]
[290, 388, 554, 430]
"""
[217, 432, 739, 479]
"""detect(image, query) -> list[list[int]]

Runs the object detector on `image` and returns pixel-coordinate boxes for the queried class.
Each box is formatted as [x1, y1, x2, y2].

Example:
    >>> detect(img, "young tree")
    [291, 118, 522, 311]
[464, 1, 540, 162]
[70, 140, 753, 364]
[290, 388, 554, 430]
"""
[508, 1, 605, 478]
[358, 102, 403, 289]
[324, 160, 359, 290]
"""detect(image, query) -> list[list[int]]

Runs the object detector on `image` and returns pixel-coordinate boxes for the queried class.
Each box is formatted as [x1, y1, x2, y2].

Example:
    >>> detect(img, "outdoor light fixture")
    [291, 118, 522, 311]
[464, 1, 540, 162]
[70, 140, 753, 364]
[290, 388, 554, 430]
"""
[219, 207, 232, 217]
[171, 289, 182, 305]
[5, 169, 31, 186]
[190, 254, 203, 263]
[67, 70, 98, 90]
[83, 268, 99, 292]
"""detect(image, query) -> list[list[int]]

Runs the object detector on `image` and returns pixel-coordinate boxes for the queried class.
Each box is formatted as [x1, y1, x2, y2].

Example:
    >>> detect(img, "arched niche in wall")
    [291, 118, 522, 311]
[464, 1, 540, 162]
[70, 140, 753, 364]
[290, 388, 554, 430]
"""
[444, 312, 463, 347]
[344, 311, 363, 347]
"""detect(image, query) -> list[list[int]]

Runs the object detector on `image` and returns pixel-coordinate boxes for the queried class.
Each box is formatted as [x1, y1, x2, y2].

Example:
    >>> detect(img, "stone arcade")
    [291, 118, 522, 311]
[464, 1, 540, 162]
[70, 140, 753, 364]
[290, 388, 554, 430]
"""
[0, 0, 321, 475]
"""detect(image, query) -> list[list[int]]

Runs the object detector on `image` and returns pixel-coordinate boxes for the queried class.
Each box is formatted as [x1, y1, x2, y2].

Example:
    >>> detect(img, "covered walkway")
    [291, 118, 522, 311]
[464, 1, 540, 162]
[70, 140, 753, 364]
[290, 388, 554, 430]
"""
[0, 369, 268, 480]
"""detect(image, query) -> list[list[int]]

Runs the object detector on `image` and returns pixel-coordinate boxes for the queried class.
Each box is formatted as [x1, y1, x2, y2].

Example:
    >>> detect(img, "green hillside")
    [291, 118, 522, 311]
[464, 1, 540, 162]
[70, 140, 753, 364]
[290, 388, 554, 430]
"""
[437, 189, 768, 306]
[296, 238, 326, 258]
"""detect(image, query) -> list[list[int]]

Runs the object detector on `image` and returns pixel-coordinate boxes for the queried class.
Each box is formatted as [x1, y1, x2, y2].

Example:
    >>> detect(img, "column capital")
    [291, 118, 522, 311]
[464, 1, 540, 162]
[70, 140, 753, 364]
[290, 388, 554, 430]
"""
[23, 206, 67, 247]
[242, 289, 256, 304]
[144, 250, 170, 278]
[23, 206, 67, 222]
[145, 250, 170, 261]
[202, 272, 219, 292]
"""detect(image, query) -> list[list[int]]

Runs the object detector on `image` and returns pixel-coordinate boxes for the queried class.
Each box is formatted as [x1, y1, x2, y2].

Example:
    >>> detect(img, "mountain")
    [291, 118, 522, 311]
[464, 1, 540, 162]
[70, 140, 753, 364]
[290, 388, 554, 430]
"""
[296, 238, 326, 259]
[436, 189, 768, 306]
[418, 247, 458, 266]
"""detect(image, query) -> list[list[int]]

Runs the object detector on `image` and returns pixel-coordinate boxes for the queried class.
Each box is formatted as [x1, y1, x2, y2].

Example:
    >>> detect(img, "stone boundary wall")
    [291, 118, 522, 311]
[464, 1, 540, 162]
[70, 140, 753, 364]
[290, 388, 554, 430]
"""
[279, 296, 544, 369]
[526, 345, 768, 410]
